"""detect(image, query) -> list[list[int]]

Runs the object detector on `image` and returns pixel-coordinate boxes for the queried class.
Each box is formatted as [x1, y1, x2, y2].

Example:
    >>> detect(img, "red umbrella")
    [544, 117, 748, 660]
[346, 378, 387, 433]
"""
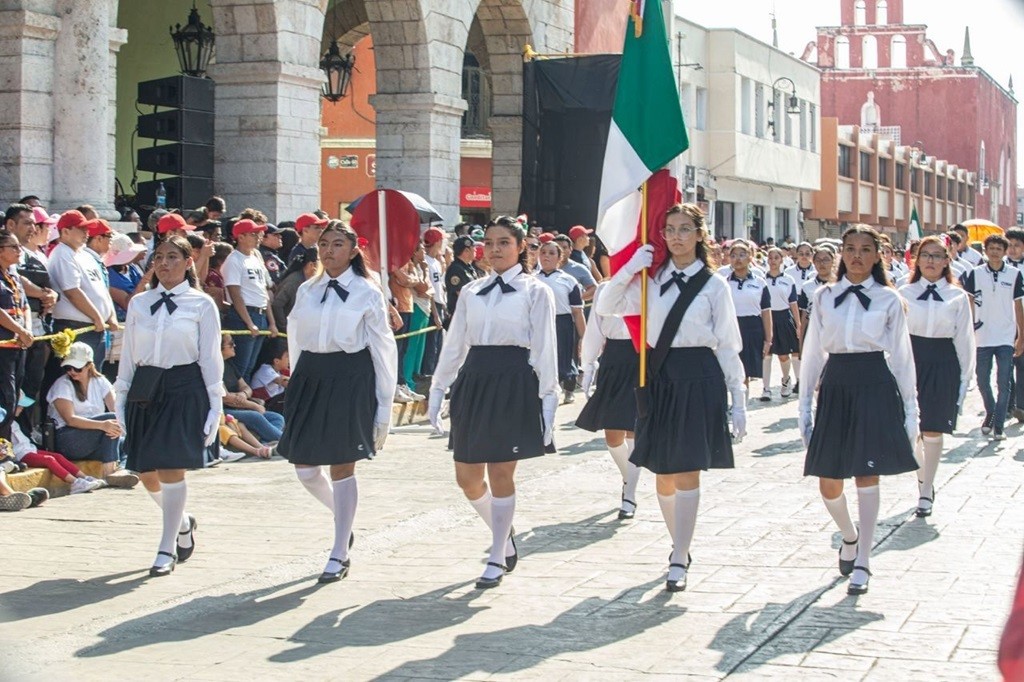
[350, 189, 424, 284]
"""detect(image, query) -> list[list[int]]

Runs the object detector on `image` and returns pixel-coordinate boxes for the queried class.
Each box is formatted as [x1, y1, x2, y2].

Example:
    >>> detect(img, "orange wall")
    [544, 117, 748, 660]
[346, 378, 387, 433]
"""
[321, 37, 377, 138]
[575, 0, 629, 53]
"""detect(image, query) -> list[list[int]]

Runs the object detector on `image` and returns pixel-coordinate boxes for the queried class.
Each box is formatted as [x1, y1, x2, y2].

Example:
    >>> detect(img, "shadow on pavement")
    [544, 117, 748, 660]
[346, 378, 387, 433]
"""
[709, 589, 884, 673]
[518, 510, 627, 556]
[365, 581, 679, 680]
[828, 509, 940, 557]
[751, 438, 804, 457]
[554, 435, 605, 457]
[0, 570, 148, 623]
[269, 581, 484, 663]
[761, 417, 799, 434]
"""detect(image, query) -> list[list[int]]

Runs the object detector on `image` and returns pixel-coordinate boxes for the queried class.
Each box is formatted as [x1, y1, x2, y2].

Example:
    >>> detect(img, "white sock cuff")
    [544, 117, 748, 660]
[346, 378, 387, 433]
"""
[856, 485, 880, 497]
[492, 494, 515, 508]
[161, 480, 185, 492]
[822, 492, 846, 504]
[922, 435, 943, 443]
[295, 466, 323, 481]
[675, 487, 700, 499]
[147, 490, 162, 506]
[470, 490, 493, 506]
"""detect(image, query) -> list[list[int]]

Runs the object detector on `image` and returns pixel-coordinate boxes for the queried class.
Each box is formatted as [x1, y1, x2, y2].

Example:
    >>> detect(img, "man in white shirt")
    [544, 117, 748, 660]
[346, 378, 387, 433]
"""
[223, 218, 277, 382]
[961, 233, 1024, 439]
[952, 223, 984, 267]
[420, 227, 446, 376]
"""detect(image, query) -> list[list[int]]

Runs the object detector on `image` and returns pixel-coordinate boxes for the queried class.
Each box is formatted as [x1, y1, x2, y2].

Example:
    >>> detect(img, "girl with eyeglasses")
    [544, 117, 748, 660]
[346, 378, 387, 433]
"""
[897, 235, 975, 519]
[761, 248, 802, 401]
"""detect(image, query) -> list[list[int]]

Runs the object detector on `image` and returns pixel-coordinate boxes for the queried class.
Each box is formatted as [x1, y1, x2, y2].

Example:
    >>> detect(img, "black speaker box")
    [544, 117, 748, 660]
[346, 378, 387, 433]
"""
[138, 143, 214, 178]
[137, 75, 215, 112]
[138, 110, 215, 144]
[137, 177, 215, 211]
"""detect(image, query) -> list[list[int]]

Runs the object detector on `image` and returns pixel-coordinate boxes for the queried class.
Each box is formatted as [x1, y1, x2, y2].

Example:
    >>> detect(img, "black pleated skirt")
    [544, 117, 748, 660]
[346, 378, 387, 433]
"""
[770, 309, 800, 355]
[555, 313, 578, 391]
[737, 315, 765, 379]
[277, 349, 376, 465]
[576, 339, 639, 432]
[449, 346, 544, 463]
[911, 335, 960, 434]
[804, 352, 918, 478]
[631, 347, 734, 474]
[125, 363, 209, 472]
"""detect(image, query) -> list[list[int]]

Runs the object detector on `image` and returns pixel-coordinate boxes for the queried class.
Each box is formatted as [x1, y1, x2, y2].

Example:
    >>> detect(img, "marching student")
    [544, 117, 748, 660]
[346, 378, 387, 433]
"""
[960, 234, 1024, 440]
[724, 240, 772, 400]
[115, 236, 224, 577]
[951, 223, 984, 268]
[1005, 228, 1024, 422]
[799, 224, 919, 596]
[784, 242, 816, 285]
[762, 248, 801, 400]
[536, 241, 586, 404]
[897, 236, 975, 518]
[427, 216, 558, 590]
[797, 246, 836, 341]
[597, 203, 745, 593]
[278, 222, 397, 584]
[575, 281, 642, 520]
[881, 237, 908, 283]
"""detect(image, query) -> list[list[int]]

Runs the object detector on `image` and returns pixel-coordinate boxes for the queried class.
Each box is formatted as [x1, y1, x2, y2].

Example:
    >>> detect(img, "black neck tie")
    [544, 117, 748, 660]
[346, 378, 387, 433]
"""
[660, 271, 687, 296]
[729, 274, 747, 290]
[477, 275, 515, 296]
[321, 279, 349, 303]
[917, 283, 943, 302]
[834, 284, 871, 310]
[150, 292, 177, 315]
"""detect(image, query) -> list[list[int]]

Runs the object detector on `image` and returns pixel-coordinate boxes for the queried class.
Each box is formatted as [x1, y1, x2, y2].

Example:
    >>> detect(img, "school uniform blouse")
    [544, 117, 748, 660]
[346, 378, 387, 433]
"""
[797, 277, 829, 314]
[785, 263, 815, 284]
[799, 276, 918, 422]
[287, 268, 398, 424]
[580, 282, 631, 370]
[765, 272, 799, 311]
[114, 280, 225, 400]
[536, 269, 583, 315]
[597, 259, 745, 400]
[897, 278, 976, 396]
[726, 272, 771, 317]
[432, 263, 558, 400]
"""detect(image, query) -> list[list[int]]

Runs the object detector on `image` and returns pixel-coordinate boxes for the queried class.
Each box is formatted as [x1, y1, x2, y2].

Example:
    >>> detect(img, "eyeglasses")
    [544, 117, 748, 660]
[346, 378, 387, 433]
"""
[0, 244, 19, 251]
[662, 226, 698, 238]
[918, 252, 948, 263]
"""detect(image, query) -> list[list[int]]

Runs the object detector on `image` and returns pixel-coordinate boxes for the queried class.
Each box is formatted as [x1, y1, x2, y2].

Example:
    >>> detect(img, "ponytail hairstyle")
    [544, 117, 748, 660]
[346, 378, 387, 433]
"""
[836, 223, 891, 288]
[319, 219, 368, 279]
[909, 235, 955, 284]
[664, 203, 717, 273]
[486, 215, 529, 269]
[149, 235, 199, 289]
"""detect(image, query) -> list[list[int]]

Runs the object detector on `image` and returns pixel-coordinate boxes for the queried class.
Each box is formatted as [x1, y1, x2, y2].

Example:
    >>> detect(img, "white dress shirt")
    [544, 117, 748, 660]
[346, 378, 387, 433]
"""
[765, 272, 799, 311]
[537, 269, 583, 315]
[48, 242, 115, 323]
[115, 280, 225, 398]
[287, 267, 398, 424]
[961, 262, 1024, 348]
[959, 247, 984, 267]
[898, 278, 976, 397]
[799, 276, 918, 422]
[431, 263, 558, 400]
[785, 264, 815, 284]
[597, 259, 745, 402]
[727, 272, 771, 317]
[580, 282, 631, 369]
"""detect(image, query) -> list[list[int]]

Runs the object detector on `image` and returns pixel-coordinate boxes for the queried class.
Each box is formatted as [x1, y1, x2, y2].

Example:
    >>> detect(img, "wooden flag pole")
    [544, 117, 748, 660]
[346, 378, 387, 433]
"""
[639, 180, 649, 388]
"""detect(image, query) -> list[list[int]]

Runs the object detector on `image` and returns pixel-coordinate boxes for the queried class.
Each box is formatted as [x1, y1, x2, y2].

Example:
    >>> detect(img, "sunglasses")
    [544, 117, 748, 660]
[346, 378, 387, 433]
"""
[65, 365, 85, 374]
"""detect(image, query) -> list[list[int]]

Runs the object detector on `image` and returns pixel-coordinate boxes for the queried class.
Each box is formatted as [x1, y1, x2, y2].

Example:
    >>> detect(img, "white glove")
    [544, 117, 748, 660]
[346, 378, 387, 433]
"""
[542, 393, 557, 446]
[115, 393, 127, 431]
[581, 364, 597, 398]
[957, 382, 968, 415]
[428, 387, 446, 436]
[373, 422, 389, 452]
[904, 408, 919, 450]
[203, 409, 221, 447]
[622, 244, 655, 276]
[798, 408, 813, 448]
[731, 404, 747, 441]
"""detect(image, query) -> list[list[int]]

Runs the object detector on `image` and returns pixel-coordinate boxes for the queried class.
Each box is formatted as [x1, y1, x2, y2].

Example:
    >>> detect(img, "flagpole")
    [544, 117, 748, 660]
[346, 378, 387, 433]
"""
[639, 181, 649, 388]
[378, 190, 390, 292]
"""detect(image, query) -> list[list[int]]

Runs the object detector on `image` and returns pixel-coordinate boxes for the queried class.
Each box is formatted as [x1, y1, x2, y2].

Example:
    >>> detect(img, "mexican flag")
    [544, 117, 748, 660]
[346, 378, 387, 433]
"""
[905, 204, 922, 267]
[596, 0, 689, 279]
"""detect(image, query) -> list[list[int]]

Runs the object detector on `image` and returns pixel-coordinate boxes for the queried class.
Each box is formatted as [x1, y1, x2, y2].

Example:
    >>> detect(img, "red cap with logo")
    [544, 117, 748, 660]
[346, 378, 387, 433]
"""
[537, 233, 555, 244]
[232, 218, 266, 238]
[568, 225, 593, 240]
[422, 227, 445, 246]
[56, 210, 87, 230]
[156, 213, 191, 234]
[295, 213, 329, 232]
[84, 219, 113, 238]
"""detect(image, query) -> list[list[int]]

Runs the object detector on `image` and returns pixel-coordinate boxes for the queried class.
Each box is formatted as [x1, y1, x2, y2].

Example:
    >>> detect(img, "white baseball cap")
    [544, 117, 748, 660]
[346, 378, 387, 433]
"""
[61, 342, 94, 369]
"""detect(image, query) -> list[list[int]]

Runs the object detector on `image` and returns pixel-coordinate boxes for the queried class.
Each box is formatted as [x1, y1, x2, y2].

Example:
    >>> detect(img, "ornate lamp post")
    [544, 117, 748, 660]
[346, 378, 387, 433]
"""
[320, 41, 355, 102]
[170, 3, 215, 78]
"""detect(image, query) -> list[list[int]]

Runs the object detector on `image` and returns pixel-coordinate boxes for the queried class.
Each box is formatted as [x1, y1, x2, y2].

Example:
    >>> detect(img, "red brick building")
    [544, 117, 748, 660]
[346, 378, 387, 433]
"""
[803, 0, 1017, 226]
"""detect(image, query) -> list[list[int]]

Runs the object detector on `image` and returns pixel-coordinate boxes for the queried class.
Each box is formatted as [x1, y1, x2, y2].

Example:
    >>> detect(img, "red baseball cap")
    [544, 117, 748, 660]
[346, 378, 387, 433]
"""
[422, 227, 445, 246]
[83, 219, 113, 238]
[568, 225, 594, 240]
[295, 213, 328, 232]
[56, 210, 87, 230]
[232, 218, 266, 238]
[474, 244, 485, 261]
[537, 233, 555, 244]
[156, 213, 191, 234]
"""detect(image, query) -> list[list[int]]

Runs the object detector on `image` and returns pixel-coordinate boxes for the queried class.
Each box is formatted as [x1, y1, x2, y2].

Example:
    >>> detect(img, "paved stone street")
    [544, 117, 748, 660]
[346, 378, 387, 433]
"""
[1, 388, 1021, 681]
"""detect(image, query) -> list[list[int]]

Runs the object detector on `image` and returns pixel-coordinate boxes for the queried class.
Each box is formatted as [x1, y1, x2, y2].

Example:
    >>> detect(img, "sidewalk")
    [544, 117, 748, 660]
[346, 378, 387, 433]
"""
[0, 388, 1019, 680]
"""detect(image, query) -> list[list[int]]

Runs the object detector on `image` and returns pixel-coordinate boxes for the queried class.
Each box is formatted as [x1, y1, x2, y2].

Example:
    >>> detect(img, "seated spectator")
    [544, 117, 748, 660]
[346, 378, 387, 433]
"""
[0, 467, 32, 511]
[205, 242, 232, 313]
[45, 343, 138, 488]
[219, 414, 274, 459]
[220, 335, 284, 443]
[11, 421, 103, 494]
[251, 338, 289, 414]
[271, 247, 318, 324]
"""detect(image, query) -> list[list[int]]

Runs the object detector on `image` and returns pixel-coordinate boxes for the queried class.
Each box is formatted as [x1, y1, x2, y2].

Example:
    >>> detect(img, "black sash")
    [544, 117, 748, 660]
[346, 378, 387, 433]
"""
[126, 366, 166, 406]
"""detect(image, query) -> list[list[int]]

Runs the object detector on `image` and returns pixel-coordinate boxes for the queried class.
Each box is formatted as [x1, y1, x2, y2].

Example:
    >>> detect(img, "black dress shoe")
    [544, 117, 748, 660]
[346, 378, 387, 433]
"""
[475, 562, 506, 589]
[665, 563, 688, 592]
[915, 488, 934, 518]
[618, 498, 637, 520]
[505, 527, 518, 574]
[317, 558, 351, 584]
[176, 515, 197, 563]
[839, 536, 858, 576]
[349, 531, 355, 549]
[847, 566, 872, 595]
[149, 551, 177, 577]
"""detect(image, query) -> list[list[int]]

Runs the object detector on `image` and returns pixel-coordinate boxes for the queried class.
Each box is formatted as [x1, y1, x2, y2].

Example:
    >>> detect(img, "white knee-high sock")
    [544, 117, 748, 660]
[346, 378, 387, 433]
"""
[671, 488, 700, 567]
[483, 495, 515, 579]
[854, 485, 880, 574]
[608, 442, 630, 481]
[781, 357, 792, 382]
[296, 466, 334, 512]
[157, 480, 187, 566]
[470, 489, 515, 556]
[326, 476, 357, 568]
[823, 492, 858, 561]
[623, 439, 641, 504]
[920, 435, 942, 500]
[657, 493, 675, 538]
[147, 488, 191, 534]
[762, 357, 773, 390]
[792, 357, 801, 381]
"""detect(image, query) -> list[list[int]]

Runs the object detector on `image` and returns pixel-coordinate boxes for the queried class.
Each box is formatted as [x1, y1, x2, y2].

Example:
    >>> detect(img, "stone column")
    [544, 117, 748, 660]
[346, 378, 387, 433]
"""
[108, 27, 127, 209]
[370, 92, 466, 225]
[0, 8, 60, 206]
[488, 115, 523, 218]
[52, 0, 117, 214]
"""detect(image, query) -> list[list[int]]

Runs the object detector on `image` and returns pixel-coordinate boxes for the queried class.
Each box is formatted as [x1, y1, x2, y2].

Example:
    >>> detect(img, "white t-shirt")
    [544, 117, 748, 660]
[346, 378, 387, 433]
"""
[222, 249, 271, 308]
[252, 364, 285, 398]
[46, 374, 115, 429]
[48, 242, 115, 323]
[424, 254, 445, 305]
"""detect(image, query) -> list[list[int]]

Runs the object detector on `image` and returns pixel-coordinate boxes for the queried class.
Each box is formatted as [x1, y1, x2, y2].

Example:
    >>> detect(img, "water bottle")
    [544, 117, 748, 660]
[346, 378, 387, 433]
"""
[155, 182, 167, 209]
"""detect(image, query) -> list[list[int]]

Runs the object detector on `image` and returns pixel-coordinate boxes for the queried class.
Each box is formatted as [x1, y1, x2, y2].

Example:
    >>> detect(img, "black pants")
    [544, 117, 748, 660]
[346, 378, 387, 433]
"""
[1011, 355, 1024, 413]
[395, 311, 411, 384]
[0, 348, 25, 441]
[16, 338, 50, 434]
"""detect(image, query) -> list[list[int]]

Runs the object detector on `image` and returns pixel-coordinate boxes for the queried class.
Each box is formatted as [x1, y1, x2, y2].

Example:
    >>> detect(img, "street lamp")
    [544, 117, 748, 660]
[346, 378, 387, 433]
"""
[170, 3, 215, 78]
[767, 77, 801, 138]
[320, 41, 355, 102]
